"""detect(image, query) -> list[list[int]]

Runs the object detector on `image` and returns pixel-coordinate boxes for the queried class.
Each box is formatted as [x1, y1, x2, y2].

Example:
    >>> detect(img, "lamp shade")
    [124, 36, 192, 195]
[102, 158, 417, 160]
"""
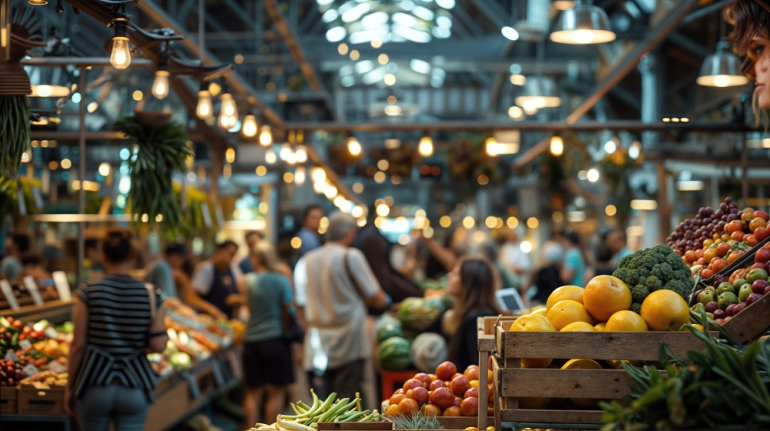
[515, 76, 561, 109]
[550, 0, 616, 45]
[697, 41, 749, 87]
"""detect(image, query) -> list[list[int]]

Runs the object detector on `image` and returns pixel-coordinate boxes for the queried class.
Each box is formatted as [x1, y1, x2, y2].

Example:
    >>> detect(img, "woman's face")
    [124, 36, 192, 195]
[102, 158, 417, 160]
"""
[750, 36, 770, 109]
[446, 265, 461, 297]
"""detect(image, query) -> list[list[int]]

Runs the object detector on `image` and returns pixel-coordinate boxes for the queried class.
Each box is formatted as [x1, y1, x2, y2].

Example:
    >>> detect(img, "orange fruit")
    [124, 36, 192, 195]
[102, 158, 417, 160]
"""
[605, 310, 648, 332]
[594, 322, 606, 331]
[640, 290, 690, 331]
[607, 359, 640, 369]
[509, 314, 554, 368]
[546, 300, 593, 331]
[583, 276, 632, 321]
[546, 285, 584, 311]
[560, 321, 595, 332]
[561, 359, 604, 409]
[531, 308, 548, 317]
[386, 404, 400, 416]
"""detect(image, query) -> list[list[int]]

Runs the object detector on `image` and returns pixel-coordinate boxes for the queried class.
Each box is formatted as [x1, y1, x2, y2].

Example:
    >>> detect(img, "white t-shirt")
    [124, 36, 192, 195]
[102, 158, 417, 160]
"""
[500, 242, 532, 274]
[294, 242, 380, 370]
[191, 261, 244, 296]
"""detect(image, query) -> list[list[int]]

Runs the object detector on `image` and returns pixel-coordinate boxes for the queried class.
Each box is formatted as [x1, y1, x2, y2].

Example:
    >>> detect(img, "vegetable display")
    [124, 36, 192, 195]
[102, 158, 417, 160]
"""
[377, 336, 412, 371]
[251, 390, 381, 430]
[612, 245, 693, 312]
[397, 297, 445, 332]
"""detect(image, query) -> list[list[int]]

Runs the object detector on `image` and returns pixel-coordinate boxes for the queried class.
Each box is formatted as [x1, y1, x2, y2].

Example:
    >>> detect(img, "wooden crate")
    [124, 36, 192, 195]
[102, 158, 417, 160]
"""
[317, 422, 393, 430]
[17, 386, 64, 415]
[721, 293, 770, 344]
[1, 386, 17, 414]
[492, 324, 711, 428]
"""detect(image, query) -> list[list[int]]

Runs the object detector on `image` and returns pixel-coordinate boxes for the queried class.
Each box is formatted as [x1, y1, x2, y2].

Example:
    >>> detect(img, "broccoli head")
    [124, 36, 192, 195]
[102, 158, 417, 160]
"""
[651, 263, 674, 281]
[651, 253, 667, 264]
[630, 302, 642, 314]
[613, 268, 629, 282]
[673, 269, 691, 282]
[645, 275, 663, 292]
[663, 280, 688, 298]
[666, 253, 684, 269]
[636, 267, 651, 279]
[632, 285, 650, 303]
[653, 244, 673, 255]
[626, 272, 640, 286]
[618, 254, 633, 268]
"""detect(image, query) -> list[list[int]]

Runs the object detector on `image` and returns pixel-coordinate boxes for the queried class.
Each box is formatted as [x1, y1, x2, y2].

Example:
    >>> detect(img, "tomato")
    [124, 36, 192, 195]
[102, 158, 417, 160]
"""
[695, 249, 705, 260]
[711, 258, 728, 272]
[756, 227, 770, 242]
[697, 257, 707, 266]
[727, 250, 745, 264]
[34, 358, 46, 368]
[742, 212, 755, 223]
[717, 242, 731, 257]
[722, 233, 731, 242]
[703, 248, 718, 263]
[18, 334, 25, 341]
[727, 220, 743, 233]
[11, 321, 21, 329]
[730, 269, 747, 283]
[744, 207, 756, 215]
[684, 250, 696, 262]
[756, 210, 770, 222]
[701, 269, 715, 279]
[745, 234, 759, 247]
[750, 217, 767, 233]
[731, 231, 745, 242]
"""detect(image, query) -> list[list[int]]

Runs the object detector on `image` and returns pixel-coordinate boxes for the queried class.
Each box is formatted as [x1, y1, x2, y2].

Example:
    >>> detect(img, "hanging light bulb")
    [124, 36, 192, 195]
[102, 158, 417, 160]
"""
[295, 166, 306, 185]
[28, 0, 48, 5]
[347, 137, 362, 156]
[242, 114, 258, 137]
[151, 70, 170, 100]
[196, 83, 213, 119]
[697, 41, 750, 87]
[485, 137, 499, 157]
[218, 92, 238, 130]
[259, 125, 273, 146]
[296, 146, 308, 163]
[515, 76, 561, 108]
[550, 0, 616, 45]
[311, 167, 327, 183]
[550, 136, 564, 156]
[109, 18, 131, 69]
[418, 136, 433, 157]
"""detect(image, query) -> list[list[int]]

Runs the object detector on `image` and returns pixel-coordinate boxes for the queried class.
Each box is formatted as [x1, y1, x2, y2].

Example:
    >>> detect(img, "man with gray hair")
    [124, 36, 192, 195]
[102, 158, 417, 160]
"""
[294, 211, 388, 401]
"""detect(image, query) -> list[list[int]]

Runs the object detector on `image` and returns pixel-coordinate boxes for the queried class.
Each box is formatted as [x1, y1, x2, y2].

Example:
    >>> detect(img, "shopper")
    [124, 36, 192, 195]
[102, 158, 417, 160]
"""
[242, 241, 296, 428]
[238, 231, 264, 274]
[1, 233, 29, 281]
[531, 241, 565, 305]
[65, 229, 168, 431]
[15, 254, 52, 283]
[479, 240, 518, 291]
[498, 228, 532, 284]
[146, 243, 177, 299]
[291, 205, 324, 267]
[296, 212, 388, 401]
[444, 257, 502, 370]
[594, 241, 616, 277]
[605, 228, 632, 266]
[191, 240, 244, 319]
[724, 0, 770, 111]
[557, 229, 587, 287]
[355, 222, 422, 303]
[420, 230, 461, 278]
[85, 238, 105, 273]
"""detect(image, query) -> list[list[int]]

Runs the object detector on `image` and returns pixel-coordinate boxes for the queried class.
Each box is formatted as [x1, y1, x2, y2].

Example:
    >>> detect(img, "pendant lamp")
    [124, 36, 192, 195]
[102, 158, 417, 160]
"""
[515, 76, 561, 109]
[697, 41, 749, 87]
[550, 0, 616, 45]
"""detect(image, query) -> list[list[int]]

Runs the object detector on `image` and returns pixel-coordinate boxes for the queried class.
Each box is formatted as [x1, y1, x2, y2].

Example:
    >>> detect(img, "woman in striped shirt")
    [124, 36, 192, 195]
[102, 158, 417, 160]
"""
[65, 229, 168, 431]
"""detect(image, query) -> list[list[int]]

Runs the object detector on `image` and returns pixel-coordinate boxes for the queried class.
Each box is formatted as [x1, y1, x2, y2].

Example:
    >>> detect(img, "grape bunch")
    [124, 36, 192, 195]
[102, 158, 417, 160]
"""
[0, 359, 26, 387]
[667, 198, 740, 255]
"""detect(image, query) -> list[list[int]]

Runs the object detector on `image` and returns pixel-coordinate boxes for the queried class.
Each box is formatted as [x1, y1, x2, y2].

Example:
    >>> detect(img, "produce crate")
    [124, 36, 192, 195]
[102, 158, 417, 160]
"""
[318, 422, 393, 430]
[700, 236, 770, 286]
[17, 386, 64, 415]
[1, 386, 18, 414]
[477, 316, 515, 431]
[491, 322, 712, 428]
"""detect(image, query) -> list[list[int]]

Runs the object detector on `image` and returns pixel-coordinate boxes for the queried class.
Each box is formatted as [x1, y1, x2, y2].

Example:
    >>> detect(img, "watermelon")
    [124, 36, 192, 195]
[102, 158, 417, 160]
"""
[398, 297, 445, 331]
[376, 322, 404, 344]
[374, 313, 400, 334]
[378, 336, 411, 370]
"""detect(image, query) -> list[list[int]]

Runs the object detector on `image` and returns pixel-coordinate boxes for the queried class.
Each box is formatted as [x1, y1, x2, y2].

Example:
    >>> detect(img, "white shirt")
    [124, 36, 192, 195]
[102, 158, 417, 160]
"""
[500, 242, 532, 274]
[295, 242, 380, 370]
[191, 261, 244, 296]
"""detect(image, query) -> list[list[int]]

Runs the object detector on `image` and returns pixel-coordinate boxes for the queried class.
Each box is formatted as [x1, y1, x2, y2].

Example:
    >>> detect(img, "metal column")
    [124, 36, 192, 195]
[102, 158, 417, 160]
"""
[77, 68, 86, 287]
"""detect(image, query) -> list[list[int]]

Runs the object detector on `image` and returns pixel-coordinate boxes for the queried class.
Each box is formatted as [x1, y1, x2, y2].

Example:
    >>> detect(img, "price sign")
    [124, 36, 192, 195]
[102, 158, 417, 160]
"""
[23, 276, 44, 306]
[0, 280, 19, 310]
[4, 350, 19, 362]
[45, 327, 59, 340]
[23, 363, 39, 377]
[18, 339, 31, 350]
[52, 271, 72, 302]
[48, 361, 67, 373]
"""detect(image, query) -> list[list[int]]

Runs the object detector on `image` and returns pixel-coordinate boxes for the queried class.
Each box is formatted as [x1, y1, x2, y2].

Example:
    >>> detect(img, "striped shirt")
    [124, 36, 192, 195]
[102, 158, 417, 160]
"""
[73, 274, 163, 402]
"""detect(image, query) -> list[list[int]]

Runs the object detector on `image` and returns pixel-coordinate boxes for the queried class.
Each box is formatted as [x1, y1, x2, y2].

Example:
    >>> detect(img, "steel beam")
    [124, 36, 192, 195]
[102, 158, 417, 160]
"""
[668, 31, 709, 58]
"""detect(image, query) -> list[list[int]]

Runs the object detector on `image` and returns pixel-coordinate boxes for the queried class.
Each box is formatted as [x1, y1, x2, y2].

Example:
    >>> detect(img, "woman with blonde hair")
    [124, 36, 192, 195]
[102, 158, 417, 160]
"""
[242, 241, 296, 429]
[444, 257, 502, 370]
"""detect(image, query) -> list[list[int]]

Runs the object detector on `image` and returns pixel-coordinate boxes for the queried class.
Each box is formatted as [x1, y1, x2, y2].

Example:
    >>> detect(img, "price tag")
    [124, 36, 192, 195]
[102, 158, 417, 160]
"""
[23, 276, 44, 306]
[0, 280, 19, 310]
[22, 363, 38, 377]
[18, 339, 31, 350]
[52, 271, 72, 302]
[180, 371, 200, 399]
[44, 327, 58, 340]
[48, 361, 67, 373]
[5, 350, 19, 362]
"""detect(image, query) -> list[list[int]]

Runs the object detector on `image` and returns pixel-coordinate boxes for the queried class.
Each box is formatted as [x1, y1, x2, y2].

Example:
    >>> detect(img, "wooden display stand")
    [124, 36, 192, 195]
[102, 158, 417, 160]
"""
[1, 386, 18, 414]
[491, 322, 713, 429]
[721, 293, 770, 344]
[17, 386, 64, 415]
[318, 422, 392, 430]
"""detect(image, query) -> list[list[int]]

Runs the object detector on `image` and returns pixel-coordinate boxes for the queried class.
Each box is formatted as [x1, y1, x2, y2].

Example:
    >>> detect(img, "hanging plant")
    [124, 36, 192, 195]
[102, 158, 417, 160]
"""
[0, 177, 18, 229]
[112, 114, 192, 238]
[0, 96, 31, 177]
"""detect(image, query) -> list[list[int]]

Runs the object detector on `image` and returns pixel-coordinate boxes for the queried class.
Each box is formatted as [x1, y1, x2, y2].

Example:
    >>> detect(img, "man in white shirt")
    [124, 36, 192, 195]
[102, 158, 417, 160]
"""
[295, 212, 388, 400]
[191, 240, 245, 319]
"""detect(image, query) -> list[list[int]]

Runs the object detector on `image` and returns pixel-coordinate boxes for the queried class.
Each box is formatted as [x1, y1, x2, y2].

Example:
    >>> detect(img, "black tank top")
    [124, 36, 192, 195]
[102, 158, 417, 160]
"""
[201, 265, 238, 319]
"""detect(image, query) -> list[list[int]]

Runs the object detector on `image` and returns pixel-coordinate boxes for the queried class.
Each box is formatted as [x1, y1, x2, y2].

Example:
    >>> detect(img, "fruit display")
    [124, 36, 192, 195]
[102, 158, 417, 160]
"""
[397, 297, 445, 332]
[250, 390, 382, 430]
[19, 370, 68, 389]
[691, 252, 770, 325]
[383, 361, 491, 418]
[0, 359, 27, 387]
[611, 245, 693, 312]
[374, 310, 447, 372]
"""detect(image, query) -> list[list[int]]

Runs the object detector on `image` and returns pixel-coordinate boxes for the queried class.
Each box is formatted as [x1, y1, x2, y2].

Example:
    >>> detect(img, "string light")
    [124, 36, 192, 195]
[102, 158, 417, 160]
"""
[151, 70, 170, 99]
[242, 114, 258, 137]
[218, 92, 238, 130]
[109, 18, 131, 69]
[347, 137, 362, 156]
[196, 84, 213, 119]
[550, 136, 564, 156]
[418, 136, 434, 157]
[259, 125, 273, 146]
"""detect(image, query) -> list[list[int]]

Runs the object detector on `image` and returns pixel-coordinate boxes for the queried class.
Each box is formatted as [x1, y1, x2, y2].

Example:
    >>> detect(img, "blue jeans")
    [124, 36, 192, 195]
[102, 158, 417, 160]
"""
[76, 385, 149, 431]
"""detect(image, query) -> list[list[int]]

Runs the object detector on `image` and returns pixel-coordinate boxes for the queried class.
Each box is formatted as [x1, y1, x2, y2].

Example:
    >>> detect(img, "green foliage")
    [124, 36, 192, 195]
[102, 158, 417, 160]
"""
[113, 116, 192, 238]
[389, 409, 444, 430]
[601, 310, 770, 430]
[0, 96, 31, 177]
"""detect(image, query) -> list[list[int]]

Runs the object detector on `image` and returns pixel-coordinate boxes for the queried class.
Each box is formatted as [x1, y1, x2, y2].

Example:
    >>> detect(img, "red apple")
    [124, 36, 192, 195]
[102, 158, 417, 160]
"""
[460, 397, 479, 416]
[765, 285, 770, 295]
[450, 375, 470, 397]
[757, 227, 770, 242]
[404, 379, 423, 392]
[443, 406, 462, 417]
[725, 315, 733, 322]
[734, 302, 748, 314]
[756, 210, 770, 222]
[715, 318, 725, 325]
[713, 309, 726, 319]
[753, 280, 769, 294]
[435, 362, 457, 382]
[453, 397, 462, 408]
[429, 387, 455, 410]
[429, 380, 446, 391]
[452, 373, 464, 381]
[757, 248, 770, 264]
[726, 304, 737, 316]
[464, 388, 479, 399]
[407, 387, 429, 406]
[746, 293, 763, 305]
[413, 373, 432, 388]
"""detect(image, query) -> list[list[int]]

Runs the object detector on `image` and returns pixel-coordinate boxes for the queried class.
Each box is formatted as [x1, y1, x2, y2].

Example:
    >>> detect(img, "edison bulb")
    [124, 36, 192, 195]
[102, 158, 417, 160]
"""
[550, 136, 564, 156]
[242, 114, 258, 137]
[259, 125, 273, 146]
[418, 136, 433, 157]
[196, 90, 213, 119]
[348, 138, 362, 156]
[311, 167, 326, 183]
[218, 93, 238, 130]
[151, 71, 170, 99]
[110, 38, 131, 69]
